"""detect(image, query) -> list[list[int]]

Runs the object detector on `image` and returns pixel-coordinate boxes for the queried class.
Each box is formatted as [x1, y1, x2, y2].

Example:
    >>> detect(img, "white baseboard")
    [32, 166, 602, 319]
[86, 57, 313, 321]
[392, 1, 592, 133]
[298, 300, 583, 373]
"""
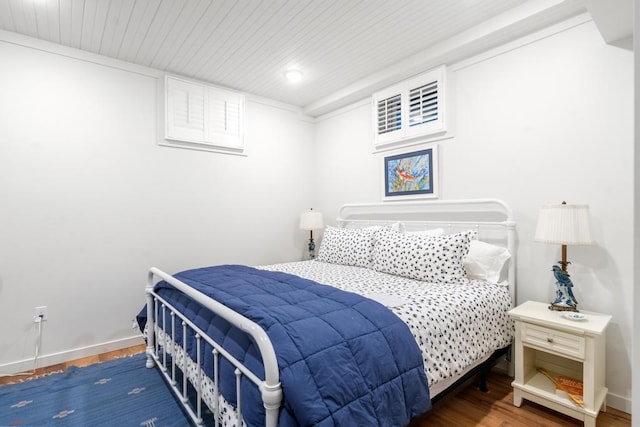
[605, 391, 632, 415]
[0, 335, 145, 375]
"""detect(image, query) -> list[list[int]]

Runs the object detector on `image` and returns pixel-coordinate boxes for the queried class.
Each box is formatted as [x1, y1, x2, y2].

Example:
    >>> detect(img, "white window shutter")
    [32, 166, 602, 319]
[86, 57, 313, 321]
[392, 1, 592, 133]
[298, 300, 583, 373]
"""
[408, 80, 438, 127]
[377, 93, 402, 135]
[373, 87, 405, 145]
[166, 77, 205, 142]
[405, 67, 445, 138]
[205, 87, 244, 149]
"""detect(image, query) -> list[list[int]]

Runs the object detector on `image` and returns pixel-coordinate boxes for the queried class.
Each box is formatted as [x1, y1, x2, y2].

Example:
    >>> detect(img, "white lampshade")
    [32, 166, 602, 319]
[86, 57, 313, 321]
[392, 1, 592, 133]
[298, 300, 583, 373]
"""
[534, 203, 593, 245]
[299, 210, 324, 231]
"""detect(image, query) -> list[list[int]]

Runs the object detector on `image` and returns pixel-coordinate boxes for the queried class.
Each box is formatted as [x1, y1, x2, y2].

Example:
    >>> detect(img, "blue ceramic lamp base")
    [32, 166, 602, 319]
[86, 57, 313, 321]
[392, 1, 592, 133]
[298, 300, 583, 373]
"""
[548, 264, 579, 312]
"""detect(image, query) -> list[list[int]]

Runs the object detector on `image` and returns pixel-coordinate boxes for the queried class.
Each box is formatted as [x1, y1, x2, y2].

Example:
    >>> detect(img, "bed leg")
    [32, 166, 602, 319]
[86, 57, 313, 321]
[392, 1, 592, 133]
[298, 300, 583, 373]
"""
[478, 374, 488, 393]
[145, 350, 155, 368]
[145, 275, 156, 369]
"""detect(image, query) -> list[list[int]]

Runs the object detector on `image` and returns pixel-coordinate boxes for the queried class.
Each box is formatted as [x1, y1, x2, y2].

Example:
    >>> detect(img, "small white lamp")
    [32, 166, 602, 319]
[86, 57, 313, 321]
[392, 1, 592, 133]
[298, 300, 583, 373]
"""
[535, 201, 593, 312]
[299, 208, 324, 259]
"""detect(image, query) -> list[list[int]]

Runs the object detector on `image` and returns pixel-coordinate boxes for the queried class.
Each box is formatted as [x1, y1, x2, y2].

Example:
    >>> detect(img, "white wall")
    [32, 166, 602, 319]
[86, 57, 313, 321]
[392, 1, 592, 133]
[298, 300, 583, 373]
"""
[315, 20, 633, 412]
[0, 34, 315, 371]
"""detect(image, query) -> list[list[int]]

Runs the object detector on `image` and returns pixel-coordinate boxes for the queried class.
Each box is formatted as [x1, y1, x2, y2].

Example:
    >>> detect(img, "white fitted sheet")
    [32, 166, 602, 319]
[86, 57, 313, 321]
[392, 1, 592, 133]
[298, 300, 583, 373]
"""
[259, 260, 513, 393]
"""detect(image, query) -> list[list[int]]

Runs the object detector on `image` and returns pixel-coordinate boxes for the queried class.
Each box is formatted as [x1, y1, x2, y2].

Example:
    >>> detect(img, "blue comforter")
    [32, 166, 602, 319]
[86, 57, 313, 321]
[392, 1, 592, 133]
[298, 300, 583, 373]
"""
[139, 265, 430, 426]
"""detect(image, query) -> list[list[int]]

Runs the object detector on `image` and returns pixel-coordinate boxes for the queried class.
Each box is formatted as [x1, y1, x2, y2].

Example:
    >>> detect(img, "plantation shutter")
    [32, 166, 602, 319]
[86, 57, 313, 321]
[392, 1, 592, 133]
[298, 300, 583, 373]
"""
[377, 93, 402, 135]
[206, 87, 244, 148]
[166, 78, 205, 142]
[408, 80, 438, 127]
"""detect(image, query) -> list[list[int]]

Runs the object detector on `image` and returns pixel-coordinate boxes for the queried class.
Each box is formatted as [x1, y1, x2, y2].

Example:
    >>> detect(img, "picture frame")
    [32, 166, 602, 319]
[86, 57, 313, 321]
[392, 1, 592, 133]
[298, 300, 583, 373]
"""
[383, 145, 438, 200]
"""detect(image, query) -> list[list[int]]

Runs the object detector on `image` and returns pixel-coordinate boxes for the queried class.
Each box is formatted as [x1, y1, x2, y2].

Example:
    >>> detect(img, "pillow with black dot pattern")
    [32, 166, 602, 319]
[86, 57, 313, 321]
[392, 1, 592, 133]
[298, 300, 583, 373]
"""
[372, 228, 477, 283]
[316, 225, 379, 267]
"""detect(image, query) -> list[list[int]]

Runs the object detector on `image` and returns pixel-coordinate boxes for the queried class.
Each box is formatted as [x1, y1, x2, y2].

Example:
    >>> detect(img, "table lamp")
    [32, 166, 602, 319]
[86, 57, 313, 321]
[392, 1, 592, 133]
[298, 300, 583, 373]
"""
[299, 208, 324, 259]
[534, 201, 593, 312]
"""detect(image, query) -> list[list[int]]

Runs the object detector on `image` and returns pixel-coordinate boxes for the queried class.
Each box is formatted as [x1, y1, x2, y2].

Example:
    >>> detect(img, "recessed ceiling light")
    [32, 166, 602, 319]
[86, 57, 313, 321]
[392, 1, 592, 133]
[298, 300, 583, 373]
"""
[284, 69, 302, 83]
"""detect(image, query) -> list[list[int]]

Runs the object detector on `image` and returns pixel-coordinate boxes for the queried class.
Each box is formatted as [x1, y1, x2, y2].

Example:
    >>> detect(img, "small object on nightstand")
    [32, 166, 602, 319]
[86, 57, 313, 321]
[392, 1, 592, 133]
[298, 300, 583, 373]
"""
[563, 312, 586, 321]
[534, 202, 594, 312]
[299, 208, 324, 259]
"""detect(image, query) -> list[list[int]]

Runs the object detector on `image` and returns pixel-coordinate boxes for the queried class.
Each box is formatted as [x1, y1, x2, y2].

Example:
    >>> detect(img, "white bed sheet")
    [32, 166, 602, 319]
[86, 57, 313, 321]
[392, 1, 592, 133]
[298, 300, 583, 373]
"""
[259, 260, 513, 393]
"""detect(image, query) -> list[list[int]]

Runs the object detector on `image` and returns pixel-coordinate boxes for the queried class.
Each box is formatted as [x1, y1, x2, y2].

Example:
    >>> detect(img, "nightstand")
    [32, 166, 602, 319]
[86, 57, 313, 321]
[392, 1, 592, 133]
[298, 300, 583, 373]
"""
[508, 300, 611, 427]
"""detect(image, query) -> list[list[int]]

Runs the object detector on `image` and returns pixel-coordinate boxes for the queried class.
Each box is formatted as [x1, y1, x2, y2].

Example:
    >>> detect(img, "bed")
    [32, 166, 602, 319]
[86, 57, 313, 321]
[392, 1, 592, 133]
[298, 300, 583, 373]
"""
[138, 199, 517, 426]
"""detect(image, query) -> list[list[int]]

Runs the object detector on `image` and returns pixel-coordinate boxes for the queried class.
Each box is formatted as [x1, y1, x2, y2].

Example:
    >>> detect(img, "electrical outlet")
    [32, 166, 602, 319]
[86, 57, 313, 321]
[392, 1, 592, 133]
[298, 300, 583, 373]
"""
[34, 306, 48, 321]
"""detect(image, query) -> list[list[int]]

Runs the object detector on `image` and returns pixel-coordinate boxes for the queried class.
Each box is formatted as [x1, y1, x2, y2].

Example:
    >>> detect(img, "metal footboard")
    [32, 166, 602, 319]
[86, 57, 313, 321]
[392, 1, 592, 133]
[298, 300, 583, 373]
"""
[145, 267, 282, 427]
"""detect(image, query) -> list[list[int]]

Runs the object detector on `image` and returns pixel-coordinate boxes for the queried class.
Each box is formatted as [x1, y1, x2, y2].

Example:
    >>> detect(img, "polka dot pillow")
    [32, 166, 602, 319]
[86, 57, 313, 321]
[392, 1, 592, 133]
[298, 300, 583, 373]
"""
[316, 225, 378, 268]
[372, 228, 477, 283]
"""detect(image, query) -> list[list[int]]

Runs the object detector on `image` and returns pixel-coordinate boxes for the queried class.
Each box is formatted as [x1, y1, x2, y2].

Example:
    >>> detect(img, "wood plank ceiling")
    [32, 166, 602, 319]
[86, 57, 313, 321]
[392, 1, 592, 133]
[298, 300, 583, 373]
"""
[0, 0, 586, 116]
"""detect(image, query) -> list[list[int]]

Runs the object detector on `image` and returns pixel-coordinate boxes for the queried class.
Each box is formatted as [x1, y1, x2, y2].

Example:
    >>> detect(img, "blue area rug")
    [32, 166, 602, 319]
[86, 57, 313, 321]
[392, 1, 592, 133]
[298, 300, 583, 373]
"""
[0, 353, 193, 426]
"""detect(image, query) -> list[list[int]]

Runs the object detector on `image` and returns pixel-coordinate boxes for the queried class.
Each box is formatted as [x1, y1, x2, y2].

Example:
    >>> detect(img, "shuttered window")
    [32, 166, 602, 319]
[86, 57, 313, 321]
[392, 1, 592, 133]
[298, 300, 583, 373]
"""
[164, 76, 245, 154]
[372, 66, 447, 149]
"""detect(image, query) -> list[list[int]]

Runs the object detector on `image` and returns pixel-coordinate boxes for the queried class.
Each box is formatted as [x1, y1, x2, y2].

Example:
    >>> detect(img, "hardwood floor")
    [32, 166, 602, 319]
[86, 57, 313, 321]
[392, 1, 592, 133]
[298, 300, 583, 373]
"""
[1, 346, 632, 426]
[0, 344, 146, 386]
[411, 369, 631, 427]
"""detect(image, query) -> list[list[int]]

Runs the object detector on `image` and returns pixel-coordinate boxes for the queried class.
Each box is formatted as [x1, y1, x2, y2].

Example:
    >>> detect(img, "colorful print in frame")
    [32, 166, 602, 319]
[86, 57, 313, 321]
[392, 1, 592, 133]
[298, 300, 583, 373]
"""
[384, 146, 438, 199]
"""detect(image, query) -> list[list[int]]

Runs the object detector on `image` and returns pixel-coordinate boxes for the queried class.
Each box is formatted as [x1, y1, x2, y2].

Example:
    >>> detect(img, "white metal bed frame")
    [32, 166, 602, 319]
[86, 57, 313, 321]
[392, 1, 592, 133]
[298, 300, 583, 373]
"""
[144, 198, 516, 427]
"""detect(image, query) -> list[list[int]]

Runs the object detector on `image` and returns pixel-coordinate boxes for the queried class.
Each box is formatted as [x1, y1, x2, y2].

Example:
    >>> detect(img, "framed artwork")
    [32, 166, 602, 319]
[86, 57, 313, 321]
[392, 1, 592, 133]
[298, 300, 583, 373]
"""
[383, 145, 438, 200]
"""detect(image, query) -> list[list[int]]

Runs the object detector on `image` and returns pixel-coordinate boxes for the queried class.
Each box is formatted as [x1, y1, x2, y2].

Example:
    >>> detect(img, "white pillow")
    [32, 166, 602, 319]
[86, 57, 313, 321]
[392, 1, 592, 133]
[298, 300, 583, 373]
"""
[463, 240, 511, 284]
[316, 226, 378, 267]
[371, 228, 476, 283]
[389, 222, 403, 233]
[404, 227, 445, 237]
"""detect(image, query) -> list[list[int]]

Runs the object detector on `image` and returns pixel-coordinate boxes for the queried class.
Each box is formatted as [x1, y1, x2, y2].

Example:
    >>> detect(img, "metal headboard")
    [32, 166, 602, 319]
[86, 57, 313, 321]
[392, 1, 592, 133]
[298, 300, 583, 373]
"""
[336, 199, 517, 305]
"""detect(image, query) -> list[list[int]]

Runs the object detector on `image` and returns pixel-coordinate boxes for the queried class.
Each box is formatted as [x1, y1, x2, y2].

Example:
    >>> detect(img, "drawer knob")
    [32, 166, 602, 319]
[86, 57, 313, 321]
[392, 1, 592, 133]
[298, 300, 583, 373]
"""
[547, 337, 553, 343]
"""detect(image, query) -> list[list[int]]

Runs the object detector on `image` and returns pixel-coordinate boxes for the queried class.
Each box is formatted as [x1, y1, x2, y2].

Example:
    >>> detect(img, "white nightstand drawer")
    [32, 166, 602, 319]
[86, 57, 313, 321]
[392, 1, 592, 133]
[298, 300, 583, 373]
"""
[521, 323, 585, 359]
